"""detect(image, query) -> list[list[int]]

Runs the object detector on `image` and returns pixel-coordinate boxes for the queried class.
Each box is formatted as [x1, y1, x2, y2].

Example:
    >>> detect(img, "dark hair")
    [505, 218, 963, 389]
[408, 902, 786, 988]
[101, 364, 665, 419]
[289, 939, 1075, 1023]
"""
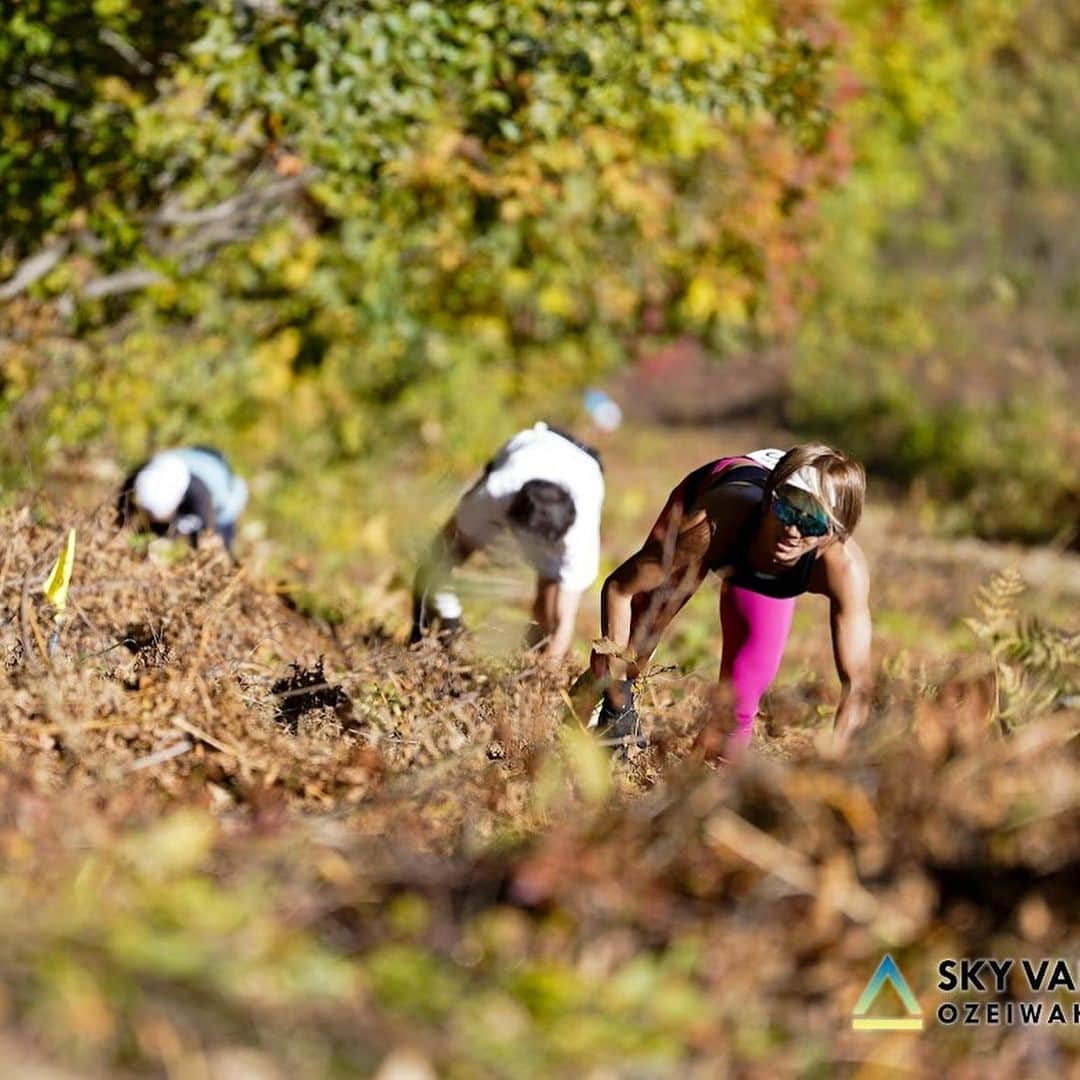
[115, 462, 146, 527]
[508, 480, 576, 541]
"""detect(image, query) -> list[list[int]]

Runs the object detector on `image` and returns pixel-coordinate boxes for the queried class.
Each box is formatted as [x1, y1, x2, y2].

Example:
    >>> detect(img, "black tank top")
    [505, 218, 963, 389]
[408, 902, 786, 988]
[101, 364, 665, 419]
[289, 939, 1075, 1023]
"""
[683, 459, 816, 600]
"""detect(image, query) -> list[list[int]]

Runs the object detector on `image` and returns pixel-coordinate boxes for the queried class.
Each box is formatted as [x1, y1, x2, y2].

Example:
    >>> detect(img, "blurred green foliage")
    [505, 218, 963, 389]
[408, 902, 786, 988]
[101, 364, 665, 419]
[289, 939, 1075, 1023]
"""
[1, 810, 365, 1071]
[0, 0, 205, 257]
[4, 0, 843, 466]
[788, 0, 1078, 542]
[0, 806, 719, 1076]
[1, 0, 1076, 557]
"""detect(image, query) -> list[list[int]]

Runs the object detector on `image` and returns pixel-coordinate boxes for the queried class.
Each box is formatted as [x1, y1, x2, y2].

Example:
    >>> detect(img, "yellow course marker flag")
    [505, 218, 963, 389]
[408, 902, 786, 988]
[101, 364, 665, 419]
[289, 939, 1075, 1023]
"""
[43, 528, 77, 617]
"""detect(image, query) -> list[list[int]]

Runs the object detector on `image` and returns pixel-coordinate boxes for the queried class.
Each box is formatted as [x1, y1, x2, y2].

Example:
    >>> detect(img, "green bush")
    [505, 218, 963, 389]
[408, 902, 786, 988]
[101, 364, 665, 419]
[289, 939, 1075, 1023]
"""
[6, 0, 845, 468]
[3, 0, 1076, 550]
[788, 0, 1078, 544]
[0, 0, 205, 258]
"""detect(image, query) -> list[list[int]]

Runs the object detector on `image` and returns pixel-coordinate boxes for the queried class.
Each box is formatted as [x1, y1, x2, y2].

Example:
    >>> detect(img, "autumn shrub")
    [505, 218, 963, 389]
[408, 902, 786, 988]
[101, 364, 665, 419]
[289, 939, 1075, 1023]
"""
[4, 0, 844, 468]
[0, 0, 206, 257]
[788, 0, 1079, 544]
[3, 0, 1076, 554]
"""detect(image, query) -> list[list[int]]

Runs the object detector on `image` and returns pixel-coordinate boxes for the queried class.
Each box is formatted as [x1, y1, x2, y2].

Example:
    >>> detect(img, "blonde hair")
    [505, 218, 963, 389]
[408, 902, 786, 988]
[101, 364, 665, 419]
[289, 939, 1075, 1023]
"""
[763, 443, 865, 537]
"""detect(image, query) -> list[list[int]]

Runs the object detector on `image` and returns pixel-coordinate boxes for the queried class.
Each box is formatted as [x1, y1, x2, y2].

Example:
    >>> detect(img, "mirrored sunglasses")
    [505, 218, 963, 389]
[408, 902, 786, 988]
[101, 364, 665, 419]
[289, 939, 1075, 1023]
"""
[771, 488, 830, 538]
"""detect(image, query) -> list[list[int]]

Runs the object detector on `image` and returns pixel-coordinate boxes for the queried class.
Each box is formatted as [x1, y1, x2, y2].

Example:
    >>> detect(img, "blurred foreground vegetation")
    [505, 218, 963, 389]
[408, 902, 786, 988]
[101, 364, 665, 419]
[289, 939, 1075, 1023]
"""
[0, 509, 1076, 1076]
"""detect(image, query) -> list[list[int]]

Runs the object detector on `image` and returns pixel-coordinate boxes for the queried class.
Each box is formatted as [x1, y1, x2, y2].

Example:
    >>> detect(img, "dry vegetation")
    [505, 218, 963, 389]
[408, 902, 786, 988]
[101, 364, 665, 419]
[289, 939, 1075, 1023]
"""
[3, 1, 1077, 1071]
[0, 497, 1077, 1078]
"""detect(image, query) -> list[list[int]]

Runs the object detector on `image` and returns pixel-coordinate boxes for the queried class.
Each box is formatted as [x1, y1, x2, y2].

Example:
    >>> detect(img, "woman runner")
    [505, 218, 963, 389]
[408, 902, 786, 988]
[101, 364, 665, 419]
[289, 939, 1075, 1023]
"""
[574, 444, 872, 756]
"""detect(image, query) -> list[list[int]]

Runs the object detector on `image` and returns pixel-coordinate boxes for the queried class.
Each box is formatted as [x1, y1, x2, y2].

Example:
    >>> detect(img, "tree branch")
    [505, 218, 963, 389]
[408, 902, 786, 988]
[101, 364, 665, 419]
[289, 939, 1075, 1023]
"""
[0, 243, 68, 302]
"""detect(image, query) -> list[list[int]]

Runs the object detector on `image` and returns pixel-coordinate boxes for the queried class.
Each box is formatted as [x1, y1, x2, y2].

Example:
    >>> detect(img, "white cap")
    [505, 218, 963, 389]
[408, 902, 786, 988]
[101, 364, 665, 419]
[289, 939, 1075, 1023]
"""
[134, 454, 190, 522]
[746, 448, 822, 500]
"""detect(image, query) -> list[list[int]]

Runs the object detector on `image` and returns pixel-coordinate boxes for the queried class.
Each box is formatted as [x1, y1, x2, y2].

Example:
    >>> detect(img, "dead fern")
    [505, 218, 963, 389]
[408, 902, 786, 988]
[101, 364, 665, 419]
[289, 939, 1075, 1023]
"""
[965, 569, 1080, 731]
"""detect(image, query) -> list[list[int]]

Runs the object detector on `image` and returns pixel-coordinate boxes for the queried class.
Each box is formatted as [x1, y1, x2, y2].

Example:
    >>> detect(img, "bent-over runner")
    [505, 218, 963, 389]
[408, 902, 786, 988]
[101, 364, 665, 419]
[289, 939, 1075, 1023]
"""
[117, 446, 248, 553]
[574, 444, 871, 755]
[411, 422, 604, 662]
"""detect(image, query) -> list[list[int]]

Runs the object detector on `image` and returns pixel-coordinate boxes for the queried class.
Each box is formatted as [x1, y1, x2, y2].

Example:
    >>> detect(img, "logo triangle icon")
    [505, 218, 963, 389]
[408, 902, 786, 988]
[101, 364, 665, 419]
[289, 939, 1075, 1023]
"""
[852, 954, 923, 1031]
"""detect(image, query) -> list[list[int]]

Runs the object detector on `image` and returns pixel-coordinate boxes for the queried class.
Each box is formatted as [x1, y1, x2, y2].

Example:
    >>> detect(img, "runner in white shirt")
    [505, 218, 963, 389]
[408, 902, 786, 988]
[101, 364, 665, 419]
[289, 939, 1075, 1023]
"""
[410, 423, 605, 662]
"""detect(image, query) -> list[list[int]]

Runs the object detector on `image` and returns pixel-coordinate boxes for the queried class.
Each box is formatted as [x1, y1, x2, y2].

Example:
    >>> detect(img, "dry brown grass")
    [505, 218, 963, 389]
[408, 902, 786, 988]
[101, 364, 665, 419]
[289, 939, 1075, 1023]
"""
[1, 503, 1077, 1077]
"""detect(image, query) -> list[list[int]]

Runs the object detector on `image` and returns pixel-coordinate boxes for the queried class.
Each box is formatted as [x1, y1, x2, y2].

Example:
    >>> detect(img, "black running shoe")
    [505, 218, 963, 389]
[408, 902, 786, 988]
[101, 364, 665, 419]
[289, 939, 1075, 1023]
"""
[435, 615, 463, 640]
[410, 597, 464, 645]
[595, 696, 646, 750]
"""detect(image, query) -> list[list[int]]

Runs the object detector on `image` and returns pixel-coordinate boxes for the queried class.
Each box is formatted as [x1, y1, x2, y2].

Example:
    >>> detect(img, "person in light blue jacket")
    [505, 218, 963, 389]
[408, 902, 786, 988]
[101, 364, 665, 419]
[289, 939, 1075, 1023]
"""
[117, 446, 248, 552]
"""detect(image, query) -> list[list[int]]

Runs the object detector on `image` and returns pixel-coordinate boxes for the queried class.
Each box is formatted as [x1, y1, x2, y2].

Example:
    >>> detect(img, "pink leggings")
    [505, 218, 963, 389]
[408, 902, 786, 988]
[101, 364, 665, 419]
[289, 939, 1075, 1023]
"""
[719, 584, 796, 749]
[657, 455, 796, 748]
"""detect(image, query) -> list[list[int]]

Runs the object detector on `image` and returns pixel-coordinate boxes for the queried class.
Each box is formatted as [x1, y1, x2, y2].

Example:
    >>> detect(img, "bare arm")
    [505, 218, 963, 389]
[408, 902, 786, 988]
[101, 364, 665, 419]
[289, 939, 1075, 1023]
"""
[824, 540, 873, 751]
[533, 580, 582, 663]
[596, 547, 677, 681]
[572, 494, 712, 717]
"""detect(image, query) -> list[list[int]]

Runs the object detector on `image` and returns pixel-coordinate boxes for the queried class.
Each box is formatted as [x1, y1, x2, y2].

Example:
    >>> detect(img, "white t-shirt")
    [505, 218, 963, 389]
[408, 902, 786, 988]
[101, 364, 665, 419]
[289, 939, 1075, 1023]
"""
[454, 424, 604, 592]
